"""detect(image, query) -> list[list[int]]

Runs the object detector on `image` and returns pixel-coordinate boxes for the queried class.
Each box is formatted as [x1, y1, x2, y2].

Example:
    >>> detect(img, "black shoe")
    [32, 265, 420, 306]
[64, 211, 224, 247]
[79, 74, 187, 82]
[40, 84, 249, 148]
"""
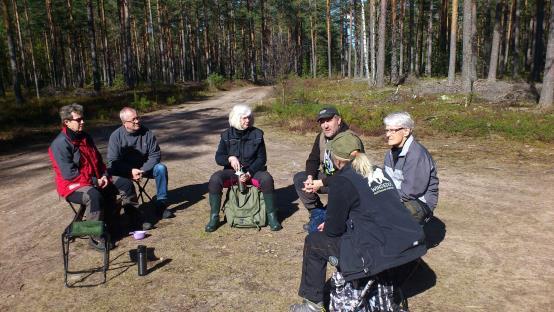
[89, 237, 114, 252]
[155, 200, 174, 219]
[289, 299, 324, 312]
[161, 209, 175, 219]
[142, 222, 153, 230]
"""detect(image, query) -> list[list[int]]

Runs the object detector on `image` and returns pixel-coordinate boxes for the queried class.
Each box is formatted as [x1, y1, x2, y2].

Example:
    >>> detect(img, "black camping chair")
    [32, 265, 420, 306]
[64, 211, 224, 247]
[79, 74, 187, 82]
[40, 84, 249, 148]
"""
[61, 200, 110, 287]
[134, 178, 152, 204]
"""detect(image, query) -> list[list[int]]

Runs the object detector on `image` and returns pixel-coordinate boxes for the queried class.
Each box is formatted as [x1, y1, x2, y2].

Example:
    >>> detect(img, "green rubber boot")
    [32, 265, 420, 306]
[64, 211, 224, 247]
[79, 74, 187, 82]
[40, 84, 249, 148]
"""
[263, 193, 282, 231]
[205, 193, 222, 232]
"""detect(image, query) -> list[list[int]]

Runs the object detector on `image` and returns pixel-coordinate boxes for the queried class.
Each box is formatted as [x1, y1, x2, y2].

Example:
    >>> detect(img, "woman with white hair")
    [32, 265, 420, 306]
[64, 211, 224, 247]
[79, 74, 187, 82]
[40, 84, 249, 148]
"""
[290, 131, 426, 312]
[205, 104, 282, 232]
[383, 111, 439, 224]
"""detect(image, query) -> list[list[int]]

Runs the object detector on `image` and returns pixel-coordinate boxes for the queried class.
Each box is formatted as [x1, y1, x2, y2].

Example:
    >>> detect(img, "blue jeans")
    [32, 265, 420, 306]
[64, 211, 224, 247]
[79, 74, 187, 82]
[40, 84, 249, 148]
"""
[144, 163, 168, 202]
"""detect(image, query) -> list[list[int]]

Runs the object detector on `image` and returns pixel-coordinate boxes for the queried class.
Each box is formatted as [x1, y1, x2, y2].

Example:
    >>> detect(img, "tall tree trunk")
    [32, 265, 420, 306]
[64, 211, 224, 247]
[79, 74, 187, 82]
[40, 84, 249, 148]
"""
[1, 0, 23, 104]
[348, 0, 354, 78]
[87, 0, 100, 92]
[503, 0, 516, 73]
[462, 0, 474, 93]
[261, 0, 267, 79]
[309, 0, 317, 78]
[247, 0, 256, 81]
[538, 1, 554, 108]
[448, 0, 459, 85]
[146, 0, 157, 82]
[376, 0, 387, 87]
[99, 0, 113, 86]
[66, 0, 83, 87]
[439, 0, 449, 71]
[23, 0, 39, 98]
[425, 0, 433, 75]
[361, 0, 370, 83]
[409, 0, 415, 73]
[488, 0, 502, 81]
[45, 0, 59, 87]
[180, 12, 186, 81]
[326, 0, 332, 78]
[340, 4, 345, 77]
[158, 0, 168, 81]
[391, 0, 398, 83]
[120, 0, 134, 87]
[11, 0, 28, 88]
[470, 0, 477, 81]
[511, 0, 520, 78]
[399, 0, 405, 77]
[370, 0, 377, 83]
[531, 0, 544, 81]
[416, 0, 424, 75]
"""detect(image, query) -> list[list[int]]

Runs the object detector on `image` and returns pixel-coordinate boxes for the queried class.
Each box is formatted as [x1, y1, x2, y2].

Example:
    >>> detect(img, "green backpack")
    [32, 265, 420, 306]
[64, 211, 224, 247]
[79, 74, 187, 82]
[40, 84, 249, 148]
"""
[223, 185, 267, 229]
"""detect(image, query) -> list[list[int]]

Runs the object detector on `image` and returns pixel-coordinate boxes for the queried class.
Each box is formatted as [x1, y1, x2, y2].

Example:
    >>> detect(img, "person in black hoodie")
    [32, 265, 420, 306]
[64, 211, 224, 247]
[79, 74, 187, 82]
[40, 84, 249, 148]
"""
[205, 104, 282, 232]
[290, 132, 426, 312]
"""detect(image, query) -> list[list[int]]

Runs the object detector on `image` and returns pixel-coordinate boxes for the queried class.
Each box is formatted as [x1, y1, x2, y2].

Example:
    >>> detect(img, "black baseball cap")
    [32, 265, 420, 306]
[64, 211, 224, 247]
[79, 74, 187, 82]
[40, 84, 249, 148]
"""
[317, 107, 339, 121]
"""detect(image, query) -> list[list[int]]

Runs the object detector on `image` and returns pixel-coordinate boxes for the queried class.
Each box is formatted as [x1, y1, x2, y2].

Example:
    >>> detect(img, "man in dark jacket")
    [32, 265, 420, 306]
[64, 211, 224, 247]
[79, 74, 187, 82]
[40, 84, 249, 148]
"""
[290, 132, 426, 312]
[49, 103, 136, 250]
[293, 107, 360, 231]
[107, 107, 173, 229]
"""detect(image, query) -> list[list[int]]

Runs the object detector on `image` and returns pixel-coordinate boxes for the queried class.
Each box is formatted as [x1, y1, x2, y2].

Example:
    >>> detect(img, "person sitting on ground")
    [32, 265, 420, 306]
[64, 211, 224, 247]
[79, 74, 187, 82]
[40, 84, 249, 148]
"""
[293, 107, 362, 232]
[383, 111, 439, 224]
[107, 107, 174, 230]
[205, 104, 282, 232]
[48, 103, 136, 250]
[289, 131, 426, 312]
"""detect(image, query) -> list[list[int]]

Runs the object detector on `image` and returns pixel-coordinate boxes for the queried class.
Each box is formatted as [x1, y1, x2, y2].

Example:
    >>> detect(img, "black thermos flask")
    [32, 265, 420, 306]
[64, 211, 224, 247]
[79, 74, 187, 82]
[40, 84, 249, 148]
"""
[137, 245, 147, 276]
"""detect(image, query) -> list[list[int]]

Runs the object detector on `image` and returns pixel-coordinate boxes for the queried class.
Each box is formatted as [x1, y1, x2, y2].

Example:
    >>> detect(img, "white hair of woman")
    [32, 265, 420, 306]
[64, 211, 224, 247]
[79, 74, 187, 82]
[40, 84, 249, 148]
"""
[383, 111, 415, 130]
[229, 104, 253, 130]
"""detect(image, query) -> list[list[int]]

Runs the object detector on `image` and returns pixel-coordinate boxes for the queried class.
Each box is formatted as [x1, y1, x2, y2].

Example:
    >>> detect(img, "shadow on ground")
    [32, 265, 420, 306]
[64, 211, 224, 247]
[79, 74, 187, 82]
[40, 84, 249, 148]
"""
[275, 184, 299, 223]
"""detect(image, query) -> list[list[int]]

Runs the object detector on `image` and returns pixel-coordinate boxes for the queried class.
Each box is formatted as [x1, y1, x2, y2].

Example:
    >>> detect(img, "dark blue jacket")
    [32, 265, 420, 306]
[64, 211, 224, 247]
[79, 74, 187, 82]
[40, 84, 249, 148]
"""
[327, 164, 427, 281]
[215, 127, 267, 175]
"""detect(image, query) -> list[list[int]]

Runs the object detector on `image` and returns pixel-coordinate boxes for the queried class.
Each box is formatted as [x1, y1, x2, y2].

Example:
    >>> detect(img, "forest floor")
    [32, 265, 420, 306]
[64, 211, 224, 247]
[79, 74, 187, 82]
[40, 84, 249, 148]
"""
[0, 84, 553, 311]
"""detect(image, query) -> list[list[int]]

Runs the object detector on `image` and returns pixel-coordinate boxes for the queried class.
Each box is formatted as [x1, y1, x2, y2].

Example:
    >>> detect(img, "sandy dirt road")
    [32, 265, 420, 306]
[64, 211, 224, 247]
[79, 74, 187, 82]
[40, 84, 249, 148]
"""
[0, 86, 553, 311]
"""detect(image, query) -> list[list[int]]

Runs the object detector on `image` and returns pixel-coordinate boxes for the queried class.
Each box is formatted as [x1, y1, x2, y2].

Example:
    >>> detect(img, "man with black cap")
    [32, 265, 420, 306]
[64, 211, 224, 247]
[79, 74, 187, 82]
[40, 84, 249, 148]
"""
[293, 106, 359, 231]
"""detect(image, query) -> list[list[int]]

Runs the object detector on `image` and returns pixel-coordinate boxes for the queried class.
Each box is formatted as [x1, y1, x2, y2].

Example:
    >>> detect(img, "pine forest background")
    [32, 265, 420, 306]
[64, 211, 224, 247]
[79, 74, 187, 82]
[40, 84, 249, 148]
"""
[0, 0, 552, 108]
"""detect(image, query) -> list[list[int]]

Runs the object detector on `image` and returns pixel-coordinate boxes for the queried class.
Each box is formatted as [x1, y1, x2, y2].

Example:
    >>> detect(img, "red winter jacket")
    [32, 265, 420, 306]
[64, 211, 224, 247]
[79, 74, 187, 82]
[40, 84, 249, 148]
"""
[48, 127, 106, 197]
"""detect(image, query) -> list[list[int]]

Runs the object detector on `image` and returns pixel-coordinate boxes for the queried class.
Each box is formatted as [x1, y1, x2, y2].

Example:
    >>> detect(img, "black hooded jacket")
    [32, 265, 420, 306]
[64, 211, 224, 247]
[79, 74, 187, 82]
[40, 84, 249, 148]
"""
[324, 164, 427, 281]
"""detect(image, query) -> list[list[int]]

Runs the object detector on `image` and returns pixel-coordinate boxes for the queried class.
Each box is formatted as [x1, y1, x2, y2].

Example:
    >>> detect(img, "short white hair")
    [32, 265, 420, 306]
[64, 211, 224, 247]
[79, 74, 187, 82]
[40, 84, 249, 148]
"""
[229, 104, 253, 130]
[383, 111, 415, 129]
[119, 107, 137, 122]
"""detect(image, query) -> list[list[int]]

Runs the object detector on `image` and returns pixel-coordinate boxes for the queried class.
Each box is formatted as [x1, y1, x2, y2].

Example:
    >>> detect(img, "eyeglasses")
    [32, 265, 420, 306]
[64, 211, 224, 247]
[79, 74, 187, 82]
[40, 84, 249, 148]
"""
[68, 117, 84, 123]
[124, 117, 140, 123]
[385, 127, 404, 134]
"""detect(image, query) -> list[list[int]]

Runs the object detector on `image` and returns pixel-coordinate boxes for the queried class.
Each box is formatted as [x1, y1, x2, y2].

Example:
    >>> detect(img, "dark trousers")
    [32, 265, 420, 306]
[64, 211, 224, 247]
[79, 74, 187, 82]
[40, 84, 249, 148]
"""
[208, 169, 274, 195]
[293, 171, 328, 210]
[66, 177, 137, 221]
[66, 186, 108, 221]
[298, 231, 341, 303]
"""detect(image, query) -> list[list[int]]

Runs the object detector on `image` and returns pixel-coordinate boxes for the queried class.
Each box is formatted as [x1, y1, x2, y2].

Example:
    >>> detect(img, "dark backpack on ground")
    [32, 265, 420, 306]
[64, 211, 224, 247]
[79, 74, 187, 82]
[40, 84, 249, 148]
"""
[223, 185, 267, 229]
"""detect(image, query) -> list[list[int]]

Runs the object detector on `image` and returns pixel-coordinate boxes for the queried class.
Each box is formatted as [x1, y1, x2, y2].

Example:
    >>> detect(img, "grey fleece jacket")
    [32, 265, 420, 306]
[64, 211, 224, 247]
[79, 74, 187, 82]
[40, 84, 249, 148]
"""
[107, 125, 161, 177]
[384, 135, 439, 210]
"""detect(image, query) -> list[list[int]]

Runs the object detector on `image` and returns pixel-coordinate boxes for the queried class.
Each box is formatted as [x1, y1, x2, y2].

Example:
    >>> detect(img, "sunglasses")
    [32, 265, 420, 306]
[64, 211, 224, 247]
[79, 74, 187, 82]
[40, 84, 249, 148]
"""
[68, 117, 84, 123]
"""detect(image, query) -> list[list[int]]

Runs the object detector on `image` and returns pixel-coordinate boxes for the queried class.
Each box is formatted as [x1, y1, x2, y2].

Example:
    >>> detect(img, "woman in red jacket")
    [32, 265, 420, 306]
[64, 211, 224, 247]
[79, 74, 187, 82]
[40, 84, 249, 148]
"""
[49, 103, 136, 250]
